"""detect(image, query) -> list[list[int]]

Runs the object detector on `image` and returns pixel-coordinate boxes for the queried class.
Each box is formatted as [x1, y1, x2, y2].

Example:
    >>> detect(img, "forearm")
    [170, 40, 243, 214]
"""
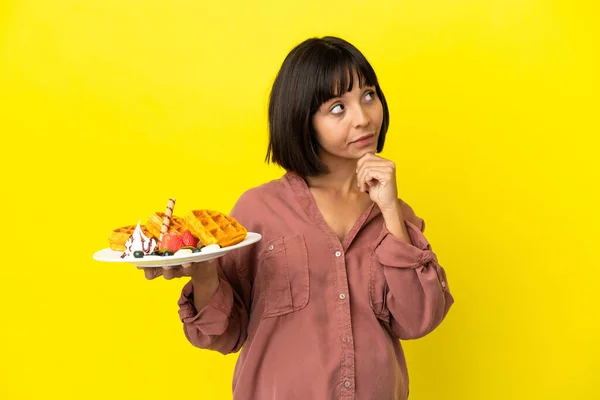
[374, 211, 454, 339]
[179, 273, 247, 354]
[191, 265, 220, 312]
[381, 204, 413, 245]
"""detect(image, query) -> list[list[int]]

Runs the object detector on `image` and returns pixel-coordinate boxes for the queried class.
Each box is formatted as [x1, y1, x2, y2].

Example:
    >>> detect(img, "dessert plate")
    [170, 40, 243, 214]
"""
[93, 232, 262, 267]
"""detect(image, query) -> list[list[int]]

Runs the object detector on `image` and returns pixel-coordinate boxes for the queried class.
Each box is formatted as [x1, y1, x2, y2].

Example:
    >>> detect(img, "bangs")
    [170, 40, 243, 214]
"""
[311, 51, 378, 112]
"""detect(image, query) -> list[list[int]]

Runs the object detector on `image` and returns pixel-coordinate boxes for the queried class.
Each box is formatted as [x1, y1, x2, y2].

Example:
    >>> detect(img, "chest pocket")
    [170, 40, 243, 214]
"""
[257, 234, 310, 319]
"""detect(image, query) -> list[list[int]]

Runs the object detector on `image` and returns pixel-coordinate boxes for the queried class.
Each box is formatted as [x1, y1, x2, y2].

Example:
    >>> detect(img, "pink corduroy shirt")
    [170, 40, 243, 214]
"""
[178, 172, 454, 400]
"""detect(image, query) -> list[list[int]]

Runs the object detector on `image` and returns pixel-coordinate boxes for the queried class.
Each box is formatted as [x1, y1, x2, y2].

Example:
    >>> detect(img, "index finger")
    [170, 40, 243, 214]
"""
[138, 266, 163, 280]
[356, 152, 375, 172]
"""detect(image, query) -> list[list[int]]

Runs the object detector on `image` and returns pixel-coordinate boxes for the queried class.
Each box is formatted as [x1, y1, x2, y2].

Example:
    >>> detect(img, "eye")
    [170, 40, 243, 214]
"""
[330, 103, 345, 114]
[364, 90, 376, 101]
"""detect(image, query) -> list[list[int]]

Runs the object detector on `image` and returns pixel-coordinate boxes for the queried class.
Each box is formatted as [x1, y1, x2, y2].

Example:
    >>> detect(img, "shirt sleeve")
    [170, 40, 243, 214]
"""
[374, 213, 454, 340]
[176, 190, 259, 355]
[176, 253, 250, 355]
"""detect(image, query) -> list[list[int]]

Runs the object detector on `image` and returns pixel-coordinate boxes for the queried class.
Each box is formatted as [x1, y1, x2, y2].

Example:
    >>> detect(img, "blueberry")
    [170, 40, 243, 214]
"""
[150, 251, 161, 256]
[192, 248, 202, 253]
[133, 251, 144, 258]
[163, 251, 174, 256]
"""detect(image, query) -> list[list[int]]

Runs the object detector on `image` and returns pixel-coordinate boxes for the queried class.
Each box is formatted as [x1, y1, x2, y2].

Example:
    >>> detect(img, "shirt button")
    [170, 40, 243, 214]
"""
[344, 381, 351, 388]
[335, 251, 341, 257]
[339, 293, 346, 300]
[268, 245, 274, 251]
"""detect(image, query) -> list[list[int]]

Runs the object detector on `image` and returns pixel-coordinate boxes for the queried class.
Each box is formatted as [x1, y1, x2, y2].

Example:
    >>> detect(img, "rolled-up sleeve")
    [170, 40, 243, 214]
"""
[178, 277, 235, 335]
[176, 190, 263, 354]
[177, 255, 250, 354]
[374, 219, 454, 340]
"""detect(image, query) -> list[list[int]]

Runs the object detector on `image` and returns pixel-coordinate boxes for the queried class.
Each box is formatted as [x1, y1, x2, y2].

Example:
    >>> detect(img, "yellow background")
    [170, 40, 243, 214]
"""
[1, 0, 598, 399]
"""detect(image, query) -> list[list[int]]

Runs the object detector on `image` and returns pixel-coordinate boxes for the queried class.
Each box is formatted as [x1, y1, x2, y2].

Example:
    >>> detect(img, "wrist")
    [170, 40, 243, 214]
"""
[380, 202, 412, 244]
[191, 263, 219, 284]
[379, 201, 402, 218]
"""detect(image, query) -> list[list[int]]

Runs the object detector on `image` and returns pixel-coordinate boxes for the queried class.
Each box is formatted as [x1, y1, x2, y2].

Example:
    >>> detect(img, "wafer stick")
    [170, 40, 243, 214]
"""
[157, 198, 176, 248]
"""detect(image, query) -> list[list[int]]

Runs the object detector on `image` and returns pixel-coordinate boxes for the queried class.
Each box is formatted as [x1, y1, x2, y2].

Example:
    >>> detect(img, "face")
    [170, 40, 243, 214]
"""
[312, 70, 384, 162]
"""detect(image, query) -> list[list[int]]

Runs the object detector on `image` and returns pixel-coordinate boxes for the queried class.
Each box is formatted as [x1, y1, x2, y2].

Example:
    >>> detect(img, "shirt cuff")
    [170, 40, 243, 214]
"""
[177, 278, 234, 336]
[374, 219, 437, 269]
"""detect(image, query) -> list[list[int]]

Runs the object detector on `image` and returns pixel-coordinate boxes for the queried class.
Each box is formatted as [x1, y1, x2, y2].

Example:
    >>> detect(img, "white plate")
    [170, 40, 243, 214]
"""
[93, 232, 262, 267]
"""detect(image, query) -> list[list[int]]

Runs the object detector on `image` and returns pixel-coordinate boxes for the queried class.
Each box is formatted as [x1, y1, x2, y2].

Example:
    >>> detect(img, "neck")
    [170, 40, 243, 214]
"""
[304, 156, 361, 197]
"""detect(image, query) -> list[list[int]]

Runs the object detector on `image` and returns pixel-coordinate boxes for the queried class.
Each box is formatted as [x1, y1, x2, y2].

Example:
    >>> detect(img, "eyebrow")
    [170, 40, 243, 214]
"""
[328, 86, 376, 101]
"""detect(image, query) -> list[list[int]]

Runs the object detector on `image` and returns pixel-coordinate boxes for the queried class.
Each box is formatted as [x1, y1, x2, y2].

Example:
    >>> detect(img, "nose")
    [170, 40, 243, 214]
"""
[352, 104, 371, 128]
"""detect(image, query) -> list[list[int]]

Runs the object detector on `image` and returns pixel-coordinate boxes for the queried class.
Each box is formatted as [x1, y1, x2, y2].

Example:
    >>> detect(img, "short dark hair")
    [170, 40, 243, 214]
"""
[265, 36, 390, 177]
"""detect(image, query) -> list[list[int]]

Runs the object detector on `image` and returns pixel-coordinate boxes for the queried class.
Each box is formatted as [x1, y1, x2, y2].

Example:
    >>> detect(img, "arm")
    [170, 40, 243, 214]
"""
[375, 203, 454, 340]
[177, 252, 251, 354]
[177, 192, 258, 355]
[355, 153, 453, 339]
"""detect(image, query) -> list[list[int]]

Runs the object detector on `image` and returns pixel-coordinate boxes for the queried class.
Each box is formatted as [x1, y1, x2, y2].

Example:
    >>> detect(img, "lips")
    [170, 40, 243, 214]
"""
[351, 134, 375, 143]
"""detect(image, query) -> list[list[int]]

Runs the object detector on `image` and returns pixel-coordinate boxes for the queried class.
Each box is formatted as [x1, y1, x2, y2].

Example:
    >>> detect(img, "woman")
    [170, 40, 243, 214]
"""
[142, 36, 454, 400]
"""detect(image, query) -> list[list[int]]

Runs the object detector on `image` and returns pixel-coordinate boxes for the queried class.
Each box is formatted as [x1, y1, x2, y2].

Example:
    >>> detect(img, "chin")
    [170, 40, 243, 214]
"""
[356, 144, 379, 156]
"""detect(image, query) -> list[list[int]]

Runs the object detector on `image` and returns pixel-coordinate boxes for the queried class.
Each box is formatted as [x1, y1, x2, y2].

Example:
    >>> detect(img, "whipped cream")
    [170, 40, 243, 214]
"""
[175, 248, 193, 255]
[201, 244, 221, 252]
[121, 221, 157, 258]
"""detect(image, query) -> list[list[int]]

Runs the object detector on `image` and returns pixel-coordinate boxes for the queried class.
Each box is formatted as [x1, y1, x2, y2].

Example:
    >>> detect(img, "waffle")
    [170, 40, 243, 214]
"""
[109, 224, 153, 251]
[146, 212, 186, 238]
[184, 210, 247, 247]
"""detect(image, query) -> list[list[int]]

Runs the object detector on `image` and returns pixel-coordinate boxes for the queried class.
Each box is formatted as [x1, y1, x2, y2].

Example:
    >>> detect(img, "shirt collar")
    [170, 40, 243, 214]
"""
[283, 171, 382, 250]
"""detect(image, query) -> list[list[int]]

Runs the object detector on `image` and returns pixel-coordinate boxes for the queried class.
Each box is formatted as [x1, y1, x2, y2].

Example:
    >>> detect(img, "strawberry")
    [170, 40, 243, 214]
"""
[181, 230, 197, 247]
[159, 233, 173, 252]
[161, 233, 185, 252]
